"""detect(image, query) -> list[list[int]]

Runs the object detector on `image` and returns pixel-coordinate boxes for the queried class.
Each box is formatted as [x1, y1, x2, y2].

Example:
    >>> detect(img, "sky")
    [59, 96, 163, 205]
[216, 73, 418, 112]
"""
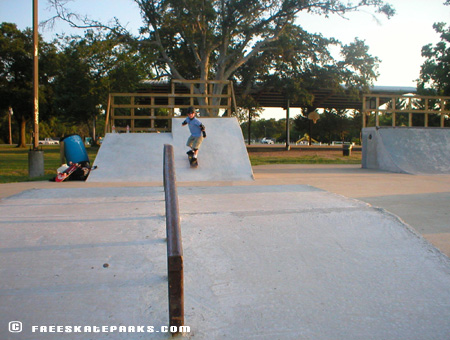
[1, 0, 449, 119]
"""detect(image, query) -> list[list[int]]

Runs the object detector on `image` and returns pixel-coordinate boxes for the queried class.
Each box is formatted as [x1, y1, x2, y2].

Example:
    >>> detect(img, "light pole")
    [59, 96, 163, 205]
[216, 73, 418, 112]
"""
[28, 0, 44, 178]
[33, 0, 39, 149]
[285, 99, 290, 150]
[8, 107, 13, 145]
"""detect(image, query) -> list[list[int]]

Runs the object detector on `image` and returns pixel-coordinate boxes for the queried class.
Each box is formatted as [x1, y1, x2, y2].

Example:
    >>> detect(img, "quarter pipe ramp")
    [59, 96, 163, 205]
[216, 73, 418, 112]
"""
[362, 127, 450, 174]
[87, 117, 254, 182]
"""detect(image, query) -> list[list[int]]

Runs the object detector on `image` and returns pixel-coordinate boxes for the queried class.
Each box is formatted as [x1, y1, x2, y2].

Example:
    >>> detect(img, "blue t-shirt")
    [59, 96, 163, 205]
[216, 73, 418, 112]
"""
[184, 117, 203, 137]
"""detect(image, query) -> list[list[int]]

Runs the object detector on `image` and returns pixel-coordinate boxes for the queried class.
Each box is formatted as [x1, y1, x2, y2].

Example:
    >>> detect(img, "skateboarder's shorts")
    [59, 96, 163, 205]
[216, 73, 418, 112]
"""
[187, 135, 203, 150]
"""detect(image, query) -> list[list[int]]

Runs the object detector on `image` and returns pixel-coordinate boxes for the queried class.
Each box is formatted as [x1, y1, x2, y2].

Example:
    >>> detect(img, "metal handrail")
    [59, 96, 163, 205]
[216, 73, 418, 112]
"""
[163, 144, 184, 334]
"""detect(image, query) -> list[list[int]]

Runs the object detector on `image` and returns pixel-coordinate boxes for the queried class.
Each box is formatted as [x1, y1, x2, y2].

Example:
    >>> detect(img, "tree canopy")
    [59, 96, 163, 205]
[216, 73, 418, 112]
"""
[54, 29, 154, 127]
[48, 0, 394, 115]
[418, 22, 450, 96]
[136, 0, 393, 80]
[0, 23, 155, 145]
[0, 23, 59, 146]
[417, 0, 450, 96]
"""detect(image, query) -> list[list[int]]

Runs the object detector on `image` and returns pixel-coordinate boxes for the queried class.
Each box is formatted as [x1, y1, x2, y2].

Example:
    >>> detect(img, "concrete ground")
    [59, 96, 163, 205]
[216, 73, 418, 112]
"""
[2, 164, 448, 256]
[252, 164, 450, 257]
[1, 164, 449, 340]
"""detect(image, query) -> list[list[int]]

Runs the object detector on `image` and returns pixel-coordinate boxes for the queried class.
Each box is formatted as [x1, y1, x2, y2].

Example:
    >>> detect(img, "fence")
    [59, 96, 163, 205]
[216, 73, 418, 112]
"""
[163, 144, 184, 334]
[105, 79, 236, 134]
[362, 94, 450, 128]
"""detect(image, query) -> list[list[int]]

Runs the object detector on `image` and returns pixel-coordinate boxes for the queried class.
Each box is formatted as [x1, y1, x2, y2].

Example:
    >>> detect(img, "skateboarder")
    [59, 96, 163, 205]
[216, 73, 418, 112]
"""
[182, 106, 206, 166]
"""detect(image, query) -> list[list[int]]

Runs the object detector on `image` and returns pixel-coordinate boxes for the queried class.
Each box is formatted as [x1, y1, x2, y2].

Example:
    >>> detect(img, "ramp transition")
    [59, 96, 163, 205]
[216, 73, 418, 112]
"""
[362, 127, 450, 174]
[87, 117, 254, 182]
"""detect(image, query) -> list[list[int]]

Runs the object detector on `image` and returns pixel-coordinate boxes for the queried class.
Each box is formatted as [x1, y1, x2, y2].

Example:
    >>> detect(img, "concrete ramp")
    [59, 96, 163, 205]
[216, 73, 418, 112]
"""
[1, 185, 450, 339]
[362, 127, 450, 174]
[87, 117, 254, 182]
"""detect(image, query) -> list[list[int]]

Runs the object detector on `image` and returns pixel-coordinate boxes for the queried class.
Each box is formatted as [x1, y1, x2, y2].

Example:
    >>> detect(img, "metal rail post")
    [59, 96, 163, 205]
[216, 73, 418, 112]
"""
[163, 144, 184, 334]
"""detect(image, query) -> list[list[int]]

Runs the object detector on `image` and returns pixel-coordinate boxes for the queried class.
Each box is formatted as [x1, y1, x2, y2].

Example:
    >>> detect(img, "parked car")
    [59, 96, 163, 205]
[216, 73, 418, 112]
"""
[38, 138, 59, 145]
[261, 137, 274, 144]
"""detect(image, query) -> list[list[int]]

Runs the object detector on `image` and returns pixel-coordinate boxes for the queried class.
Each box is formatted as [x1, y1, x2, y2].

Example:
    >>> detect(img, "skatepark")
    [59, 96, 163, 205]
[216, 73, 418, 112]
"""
[1, 117, 450, 339]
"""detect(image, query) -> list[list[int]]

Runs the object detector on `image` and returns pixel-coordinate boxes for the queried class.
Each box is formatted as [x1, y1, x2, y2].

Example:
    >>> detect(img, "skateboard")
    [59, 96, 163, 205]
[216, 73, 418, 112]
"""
[187, 151, 198, 168]
[55, 162, 80, 182]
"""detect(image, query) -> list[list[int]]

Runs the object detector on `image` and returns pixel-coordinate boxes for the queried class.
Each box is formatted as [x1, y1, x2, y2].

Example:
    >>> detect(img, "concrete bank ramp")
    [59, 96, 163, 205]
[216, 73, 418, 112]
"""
[1, 185, 450, 339]
[362, 127, 450, 174]
[87, 117, 253, 182]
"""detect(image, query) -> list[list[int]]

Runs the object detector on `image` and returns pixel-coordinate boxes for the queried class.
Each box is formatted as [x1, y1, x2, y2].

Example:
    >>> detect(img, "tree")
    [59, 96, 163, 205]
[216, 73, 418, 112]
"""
[0, 23, 34, 147]
[417, 0, 449, 95]
[235, 24, 340, 107]
[418, 21, 450, 96]
[53, 29, 155, 141]
[0, 23, 58, 147]
[319, 109, 352, 143]
[49, 0, 394, 116]
[241, 118, 286, 142]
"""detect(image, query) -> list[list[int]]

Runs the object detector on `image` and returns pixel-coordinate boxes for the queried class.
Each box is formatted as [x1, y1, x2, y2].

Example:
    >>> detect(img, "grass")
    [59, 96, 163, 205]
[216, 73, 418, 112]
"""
[0, 144, 362, 183]
[248, 149, 362, 166]
[249, 154, 362, 166]
[0, 144, 99, 183]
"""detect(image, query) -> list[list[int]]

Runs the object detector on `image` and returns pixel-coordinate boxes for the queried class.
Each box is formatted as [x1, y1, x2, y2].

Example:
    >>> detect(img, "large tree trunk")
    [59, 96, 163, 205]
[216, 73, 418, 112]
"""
[17, 116, 28, 148]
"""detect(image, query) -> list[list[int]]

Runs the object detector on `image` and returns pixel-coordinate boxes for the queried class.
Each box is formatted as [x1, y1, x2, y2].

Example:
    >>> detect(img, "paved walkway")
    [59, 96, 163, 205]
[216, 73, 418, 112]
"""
[1, 165, 449, 340]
